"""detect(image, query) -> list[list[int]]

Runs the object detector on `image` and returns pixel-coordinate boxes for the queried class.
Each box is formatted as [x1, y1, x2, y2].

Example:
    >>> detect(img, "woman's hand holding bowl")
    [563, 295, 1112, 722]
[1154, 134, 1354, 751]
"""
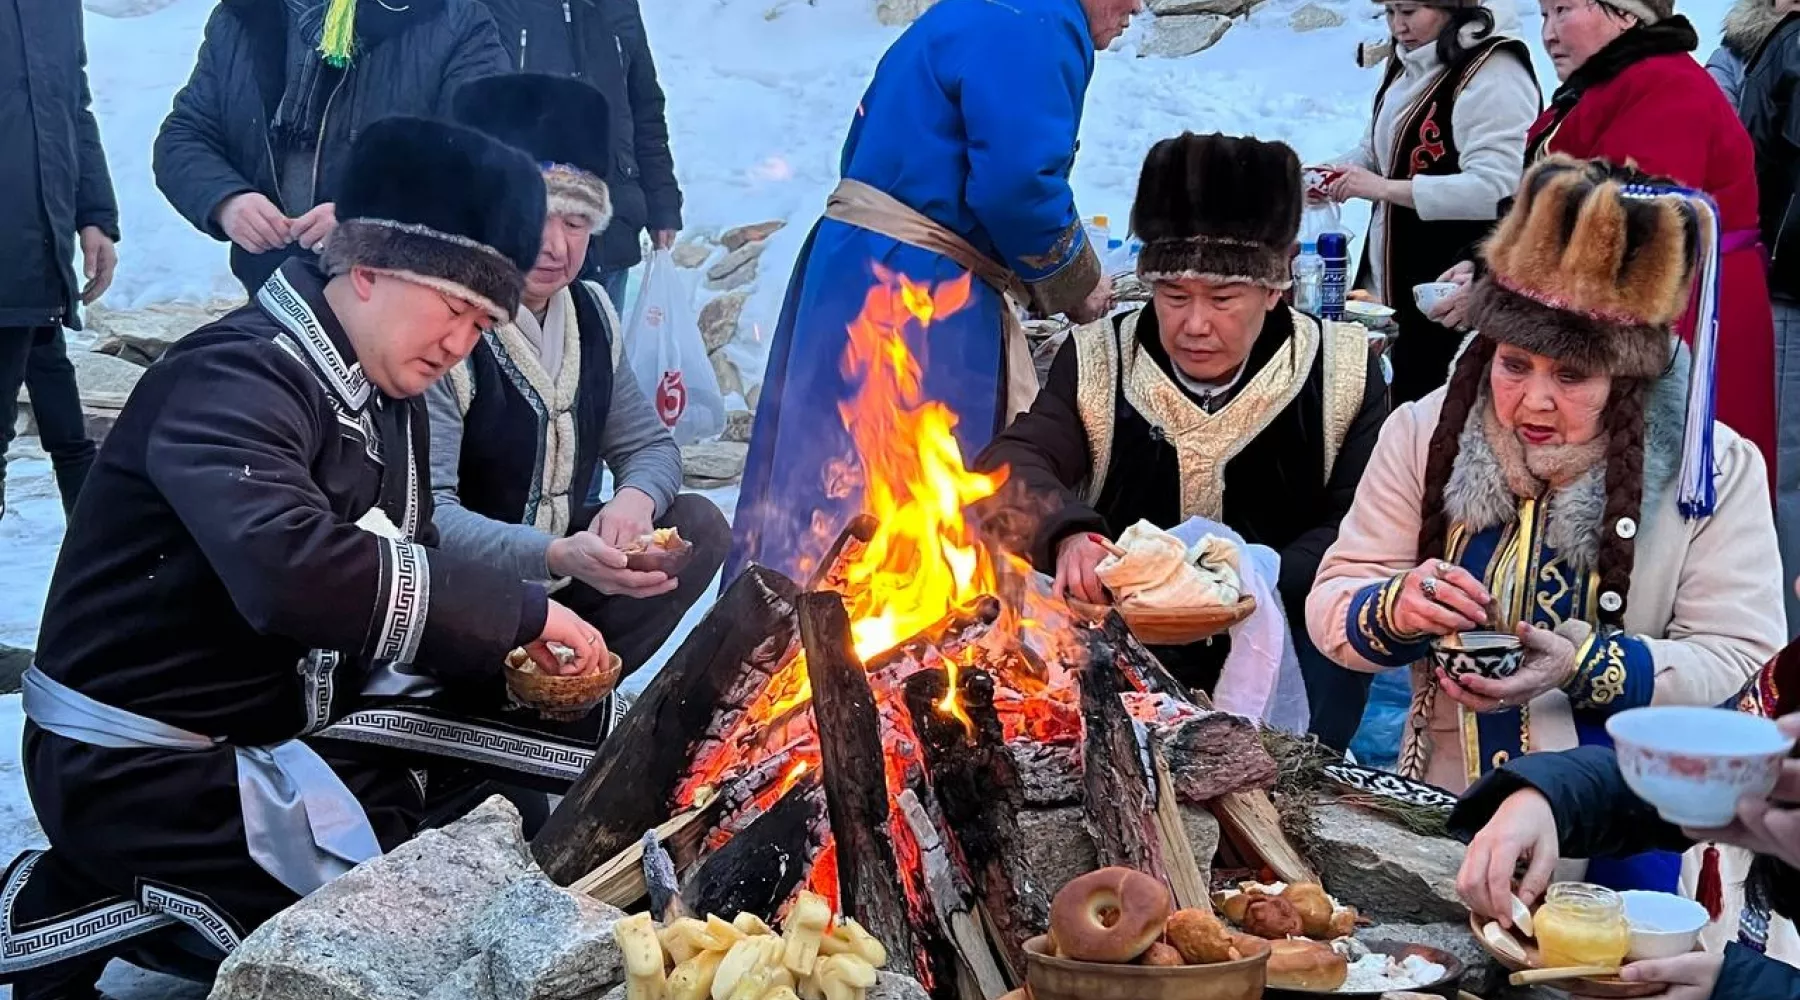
[1676, 713, 1800, 870]
[1439, 621, 1581, 714]
[1426, 261, 1476, 329]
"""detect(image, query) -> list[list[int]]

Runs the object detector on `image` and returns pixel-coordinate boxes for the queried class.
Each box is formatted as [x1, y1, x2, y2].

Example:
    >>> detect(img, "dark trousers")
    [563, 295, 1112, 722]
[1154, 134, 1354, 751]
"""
[592, 268, 630, 316]
[1, 326, 96, 516]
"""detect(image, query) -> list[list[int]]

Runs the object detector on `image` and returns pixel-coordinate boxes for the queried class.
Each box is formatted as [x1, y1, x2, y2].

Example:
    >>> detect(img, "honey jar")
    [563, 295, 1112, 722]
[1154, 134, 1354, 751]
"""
[1534, 882, 1631, 969]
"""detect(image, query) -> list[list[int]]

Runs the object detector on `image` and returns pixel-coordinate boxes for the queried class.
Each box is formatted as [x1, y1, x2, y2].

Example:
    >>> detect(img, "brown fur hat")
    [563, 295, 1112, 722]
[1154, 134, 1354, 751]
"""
[1468, 155, 1703, 378]
[1131, 132, 1302, 289]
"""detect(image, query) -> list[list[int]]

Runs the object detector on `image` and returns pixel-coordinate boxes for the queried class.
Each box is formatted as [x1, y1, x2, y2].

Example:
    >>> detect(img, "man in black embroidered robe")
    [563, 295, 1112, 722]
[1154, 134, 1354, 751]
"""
[977, 133, 1390, 748]
[0, 119, 604, 998]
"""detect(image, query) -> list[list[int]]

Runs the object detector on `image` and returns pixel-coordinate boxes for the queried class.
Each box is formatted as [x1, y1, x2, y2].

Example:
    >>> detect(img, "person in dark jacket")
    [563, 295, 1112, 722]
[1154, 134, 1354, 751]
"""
[476, 0, 682, 307]
[974, 133, 1389, 748]
[0, 119, 614, 999]
[152, 0, 511, 296]
[0, 0, 118, 522]
[1451, 627, 1800, 999]
[1736, 8, 1800, 638]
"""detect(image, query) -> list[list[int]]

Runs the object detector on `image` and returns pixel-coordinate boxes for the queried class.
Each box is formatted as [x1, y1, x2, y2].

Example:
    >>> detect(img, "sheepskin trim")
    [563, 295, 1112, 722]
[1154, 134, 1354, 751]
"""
[323, 218, 524, 322]
[1024, 241, 1104, 319]
[1137, 236, 1292, 290]
[544, 164, 613, 233]
[1481, 156, 1695, 330]
[1467, 276, 1672, 378]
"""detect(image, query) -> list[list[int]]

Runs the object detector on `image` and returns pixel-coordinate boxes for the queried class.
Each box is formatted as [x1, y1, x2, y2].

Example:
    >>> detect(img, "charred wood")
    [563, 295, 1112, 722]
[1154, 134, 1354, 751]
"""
[533, 566, 801, 883]
[680, 772, 827, 922]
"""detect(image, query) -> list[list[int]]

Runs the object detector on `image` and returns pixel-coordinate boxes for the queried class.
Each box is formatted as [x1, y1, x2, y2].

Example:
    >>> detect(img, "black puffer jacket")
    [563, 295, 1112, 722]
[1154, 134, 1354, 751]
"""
[152, 0, 511, 295]
[0, 0, 119, 330]
[476, 0, 683, 273]
[1738, 12, 1800, 297]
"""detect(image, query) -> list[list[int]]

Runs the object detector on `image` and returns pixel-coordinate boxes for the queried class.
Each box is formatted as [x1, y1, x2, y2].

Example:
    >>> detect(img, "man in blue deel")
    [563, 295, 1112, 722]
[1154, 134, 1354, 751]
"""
[726, 0, 1140, 585]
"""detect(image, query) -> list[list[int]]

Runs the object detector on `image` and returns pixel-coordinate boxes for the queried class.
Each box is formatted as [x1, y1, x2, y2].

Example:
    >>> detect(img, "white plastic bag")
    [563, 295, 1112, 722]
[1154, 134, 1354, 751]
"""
[623, 249, 726, 445]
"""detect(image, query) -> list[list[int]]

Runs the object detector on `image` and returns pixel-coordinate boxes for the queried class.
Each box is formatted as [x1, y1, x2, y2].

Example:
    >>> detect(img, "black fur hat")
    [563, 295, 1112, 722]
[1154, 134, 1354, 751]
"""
[452, 74, 614, 231]
[1130, 132, 1303, 289]
[323, 116, 545, 322]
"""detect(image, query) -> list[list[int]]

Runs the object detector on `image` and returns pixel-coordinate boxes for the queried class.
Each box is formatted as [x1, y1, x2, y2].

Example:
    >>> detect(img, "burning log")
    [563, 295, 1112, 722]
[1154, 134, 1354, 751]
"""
[809, 513, 879, 592]
[682, 772, 829, 921]
[798, 590, 922, 980]
[1074, 623, 1168, 879]
[901, 668, 1050, 983]
[1157, 713, 1279, 804]
[865, 595, 1003, 681]
[895, 788, 1009, 1000]
[532, 566, 801, 883]
[1007, 740, 1082, 807]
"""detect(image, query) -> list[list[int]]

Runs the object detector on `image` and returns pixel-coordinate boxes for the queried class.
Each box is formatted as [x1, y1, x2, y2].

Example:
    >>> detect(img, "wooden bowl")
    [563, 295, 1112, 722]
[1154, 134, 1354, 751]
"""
[1467, 913, 1663, 998]
[504, 649, 621, 722]
[1023, 933, 1269, 1000]
[1263, 940, 1463, 999]
[1070, 595, 1258, 646]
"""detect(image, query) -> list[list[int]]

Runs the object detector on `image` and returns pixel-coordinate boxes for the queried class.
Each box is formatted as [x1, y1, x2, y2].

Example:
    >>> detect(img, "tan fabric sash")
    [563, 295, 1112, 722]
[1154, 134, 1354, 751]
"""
[826, 179, 1040, 422]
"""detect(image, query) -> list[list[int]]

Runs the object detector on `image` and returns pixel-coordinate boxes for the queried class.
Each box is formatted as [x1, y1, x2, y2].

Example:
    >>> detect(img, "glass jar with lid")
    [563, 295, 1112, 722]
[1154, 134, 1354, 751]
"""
[1533, 882, 1632, 969]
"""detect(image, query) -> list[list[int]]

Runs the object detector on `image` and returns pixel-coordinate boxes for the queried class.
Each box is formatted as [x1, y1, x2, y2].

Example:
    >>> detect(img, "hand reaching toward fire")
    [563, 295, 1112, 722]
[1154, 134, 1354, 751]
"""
[547, 530, 677, 599]
[1054, 532, 1113, 606]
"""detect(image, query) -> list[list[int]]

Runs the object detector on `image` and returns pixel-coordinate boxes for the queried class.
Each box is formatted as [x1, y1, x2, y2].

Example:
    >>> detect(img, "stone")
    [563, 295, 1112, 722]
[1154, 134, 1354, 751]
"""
[1310, 800, 1466, 925]
[671, 241, 714, 269]
[0, 645, 30, 695]
[746, 381, 763, 411]
[699, 291, 749, 353]
[710, 351, 745, 398]
[869, 972, 932, 1000]
[88, 298, 238, 364]
[422, 957, 495, 1000]
[71, 350, 146, 409]
[723, 409, 755, 443]
[1138, 13, 1232, 57]
[706, 242, 766, 292]
[1149, 0, 1248, 14]
[210, 796, 539, 1000]
[82, 0, 181, 16]
[875, 0, 937, 25]
[719, 220, 786, 251]
[682, 441, 749, 488]
[1180, 804, 1222, 876]
[1359, 921, 1508, 996]
[466, 876, 626, 1000]
[1289, 2, 1345, 31]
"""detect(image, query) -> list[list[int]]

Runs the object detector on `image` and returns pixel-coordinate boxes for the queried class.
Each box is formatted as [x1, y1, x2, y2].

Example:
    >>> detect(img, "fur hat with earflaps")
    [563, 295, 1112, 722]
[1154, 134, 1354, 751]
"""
[452, 74, 614, 232]
[1132, 132, 1303, 289]
[322, 117, 546, 323]
[1420, 155, 1724, 632]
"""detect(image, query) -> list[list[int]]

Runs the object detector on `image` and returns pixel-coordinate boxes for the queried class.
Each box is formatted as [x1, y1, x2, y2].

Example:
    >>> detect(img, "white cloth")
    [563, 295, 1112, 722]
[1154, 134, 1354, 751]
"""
[1339, 0, 1540, 300]
[514, 293, 570, 383]
[1166, 516, 1309, 734]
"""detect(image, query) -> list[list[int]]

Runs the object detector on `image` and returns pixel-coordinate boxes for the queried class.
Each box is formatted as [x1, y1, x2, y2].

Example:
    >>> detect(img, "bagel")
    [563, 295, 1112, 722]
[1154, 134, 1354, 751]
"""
[1048, 867, 1171, 963]
[1266, 938, 1349, 991]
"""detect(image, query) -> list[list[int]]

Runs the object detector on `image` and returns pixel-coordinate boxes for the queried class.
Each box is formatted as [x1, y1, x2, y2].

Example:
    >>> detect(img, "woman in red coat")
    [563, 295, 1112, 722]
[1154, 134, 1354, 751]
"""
[1438, 0, 1778, 470]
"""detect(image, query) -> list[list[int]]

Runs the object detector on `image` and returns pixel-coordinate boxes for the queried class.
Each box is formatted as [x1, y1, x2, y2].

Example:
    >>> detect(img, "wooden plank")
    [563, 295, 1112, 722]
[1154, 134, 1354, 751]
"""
[570, 797, 721, 907]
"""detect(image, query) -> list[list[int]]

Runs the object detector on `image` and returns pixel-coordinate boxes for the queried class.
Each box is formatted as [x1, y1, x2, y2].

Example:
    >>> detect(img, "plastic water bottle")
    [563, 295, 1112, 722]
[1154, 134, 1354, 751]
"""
[1319, 231, 1349, 321]
[1293, 242, 1324, 315]
[1085, 215, 1112, 258]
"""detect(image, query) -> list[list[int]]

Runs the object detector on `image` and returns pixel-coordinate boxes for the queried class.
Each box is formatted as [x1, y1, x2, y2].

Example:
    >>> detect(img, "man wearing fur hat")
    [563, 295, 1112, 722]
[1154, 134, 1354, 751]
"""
[433, 74, 730, 731]
[976, 133, 1390, 749]
[1310, 157, 1787, 893]
[0, 118, 609, 997]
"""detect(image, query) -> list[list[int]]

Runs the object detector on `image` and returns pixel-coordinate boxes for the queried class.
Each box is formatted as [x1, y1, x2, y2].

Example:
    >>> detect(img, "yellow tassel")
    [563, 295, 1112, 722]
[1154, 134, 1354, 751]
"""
[319, 0, 356, 67]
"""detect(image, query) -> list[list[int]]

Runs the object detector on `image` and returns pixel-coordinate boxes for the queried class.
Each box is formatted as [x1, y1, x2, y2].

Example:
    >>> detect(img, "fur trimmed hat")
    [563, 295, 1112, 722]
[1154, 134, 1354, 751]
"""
[1468, 155, 1702, 379]
[452, 74, 614, 231]
[1131, 132, 1303, 290]
[323, 117, 545, 322]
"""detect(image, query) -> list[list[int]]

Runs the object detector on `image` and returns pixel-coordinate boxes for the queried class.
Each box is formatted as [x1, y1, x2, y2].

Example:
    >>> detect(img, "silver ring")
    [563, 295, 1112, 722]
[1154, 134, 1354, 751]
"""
[1435, 560, 1456, 577]
[586, 634, 599, 646]
[313, 241, 326, 252]
[1420, 577, 1439, 601]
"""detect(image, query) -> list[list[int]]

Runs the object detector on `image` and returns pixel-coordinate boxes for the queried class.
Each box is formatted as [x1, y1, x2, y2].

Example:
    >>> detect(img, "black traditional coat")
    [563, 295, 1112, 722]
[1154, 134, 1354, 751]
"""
[976, 303, 1388, 690]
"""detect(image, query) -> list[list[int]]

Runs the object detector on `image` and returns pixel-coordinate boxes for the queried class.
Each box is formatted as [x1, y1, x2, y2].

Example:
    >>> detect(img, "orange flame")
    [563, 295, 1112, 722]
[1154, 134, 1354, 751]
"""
[834, 266, 1004, 732]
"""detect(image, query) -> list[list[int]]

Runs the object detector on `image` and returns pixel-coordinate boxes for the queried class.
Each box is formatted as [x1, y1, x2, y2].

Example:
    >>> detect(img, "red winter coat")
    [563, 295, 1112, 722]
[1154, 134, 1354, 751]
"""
[1528, 24, 1776, 473]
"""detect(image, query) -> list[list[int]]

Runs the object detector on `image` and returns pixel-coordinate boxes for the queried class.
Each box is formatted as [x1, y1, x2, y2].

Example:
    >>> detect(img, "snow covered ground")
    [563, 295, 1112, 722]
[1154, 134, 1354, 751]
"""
[0, 0, 1741, 991]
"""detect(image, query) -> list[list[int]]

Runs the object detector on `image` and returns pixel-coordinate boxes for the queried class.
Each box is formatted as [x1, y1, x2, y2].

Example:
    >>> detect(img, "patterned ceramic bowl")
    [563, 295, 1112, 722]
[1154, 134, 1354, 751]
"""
[1430, 631, 1523, 683]
[1607, 707, 1795, 828]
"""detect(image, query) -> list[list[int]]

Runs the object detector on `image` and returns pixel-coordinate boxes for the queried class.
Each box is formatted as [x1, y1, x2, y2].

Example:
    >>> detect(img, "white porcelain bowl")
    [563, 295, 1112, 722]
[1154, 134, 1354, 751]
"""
[1413, 281, 1459, 314]
[1607, 707, 1795, 828]
[1621, 891, 1710, 960]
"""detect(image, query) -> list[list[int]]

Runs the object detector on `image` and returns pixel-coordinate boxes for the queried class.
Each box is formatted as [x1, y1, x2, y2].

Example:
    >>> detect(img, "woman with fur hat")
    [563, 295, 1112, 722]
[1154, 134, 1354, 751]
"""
[978, 133, 1390, 748]
[1307, 156, 1789, 893]
[1429, 0, 1778, 480]
[1319, 0, 1539, 404]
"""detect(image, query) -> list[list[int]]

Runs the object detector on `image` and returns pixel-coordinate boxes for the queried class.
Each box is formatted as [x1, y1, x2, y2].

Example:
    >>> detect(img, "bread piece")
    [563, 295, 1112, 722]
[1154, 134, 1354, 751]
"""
[1266, 938, 1350, 991]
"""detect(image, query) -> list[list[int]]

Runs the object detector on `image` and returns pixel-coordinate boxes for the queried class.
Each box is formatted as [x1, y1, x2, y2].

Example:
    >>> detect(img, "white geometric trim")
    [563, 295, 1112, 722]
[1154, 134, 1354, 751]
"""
[373, 538, 430, 664]
[138, 883, 242, 955]
[296, 650, 341, 736]
[257, 270, 372, 410]
[318, 708, 594, 783]
[0, 853, 175, 974]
